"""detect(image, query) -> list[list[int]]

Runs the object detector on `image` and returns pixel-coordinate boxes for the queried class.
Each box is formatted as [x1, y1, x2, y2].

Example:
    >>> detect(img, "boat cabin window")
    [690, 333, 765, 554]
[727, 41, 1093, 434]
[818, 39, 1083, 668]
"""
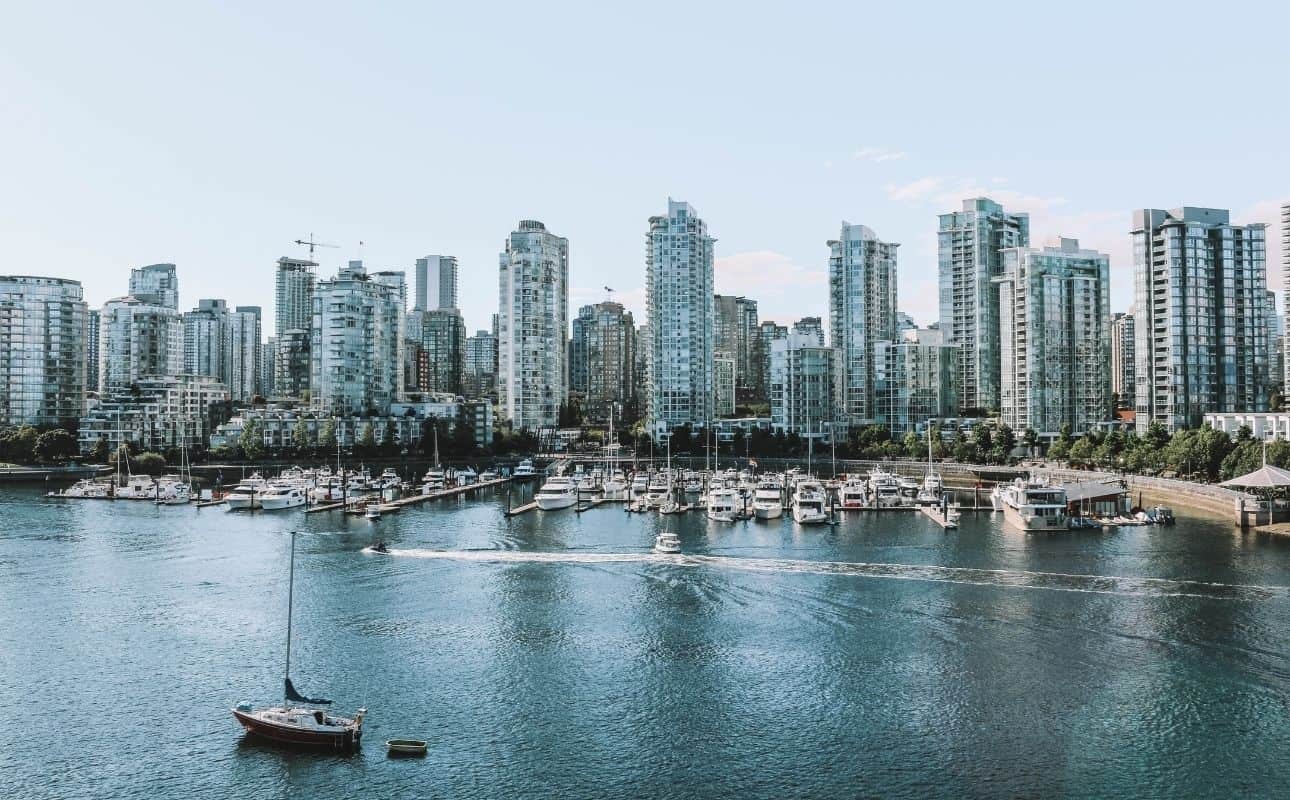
[314, 711, 325, 725]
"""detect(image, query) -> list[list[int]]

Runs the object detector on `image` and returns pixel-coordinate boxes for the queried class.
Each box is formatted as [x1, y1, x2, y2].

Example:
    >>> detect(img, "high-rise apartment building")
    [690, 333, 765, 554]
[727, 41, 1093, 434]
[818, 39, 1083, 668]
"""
[713, 295, 759, 400]
[414, 255, 458, 311]
[757, 321, 788, 404]
[873, 327, 959, 436]
[464, 329, 499, 400]
[310, 261, 405, 415]
[646, 200, 715, 437]
[828, 222, 898, 427]
[769, 332, 837, 441]
[569, 301, 636, 422]
[228, 306, 262, 402]
[407, 308, 466, 395]
[1111, 312, 1136, 410]
[261, 335, 277, 397]
[274, 257, 316, 397]
[792, 317, 825, 346]
[938, 197, 1030, 413]
[996, 238, 1111, 435]
[184, 299, 229, 380]
[1283, 203, 1290, 392]
[100, 296, 184, 393]
[498, 220, 569, 430]
[0, 276, 88, 427]
[128, 263, 179, 309]
[86, 308, 100, 394]
[1132, 207, 1269, 431]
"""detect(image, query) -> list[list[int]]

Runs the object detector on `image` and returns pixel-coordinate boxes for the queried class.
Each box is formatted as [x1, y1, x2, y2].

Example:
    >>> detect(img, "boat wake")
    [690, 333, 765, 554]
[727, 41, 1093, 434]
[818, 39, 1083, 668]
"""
[376, 548, 1289, 601]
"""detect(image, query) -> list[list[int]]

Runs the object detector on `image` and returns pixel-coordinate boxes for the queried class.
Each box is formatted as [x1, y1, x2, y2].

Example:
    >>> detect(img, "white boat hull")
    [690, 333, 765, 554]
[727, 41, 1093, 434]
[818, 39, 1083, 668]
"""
[1002, 504, 1067, 532]
[753, 503, 783, 519]
[536, 494, 577, 510]
[261, 497, 306, 510]
[793, 509, 829, 524]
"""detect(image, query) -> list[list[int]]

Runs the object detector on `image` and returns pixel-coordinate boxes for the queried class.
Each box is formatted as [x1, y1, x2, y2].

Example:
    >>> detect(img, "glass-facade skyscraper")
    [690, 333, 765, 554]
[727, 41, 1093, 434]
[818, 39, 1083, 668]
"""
[1132, 207, 1269, 431]
[0, 276, 88, 427]
[828, 222, 898, 427]
[646, 199, 714, 437]
[938, 197, 1029, 414]
[498, 220, 568, 430]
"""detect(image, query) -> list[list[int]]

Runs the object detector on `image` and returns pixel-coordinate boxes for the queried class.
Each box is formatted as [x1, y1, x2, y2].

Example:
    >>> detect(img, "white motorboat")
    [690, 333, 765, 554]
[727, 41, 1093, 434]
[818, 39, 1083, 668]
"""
[535, 476, 578, 510]
[839, 477, 867, 510]
[998, 478, 1068, 531]
[682, 471, 704, 494]
[51, 478, 113, 499]
[751, 477, 783, 520]
[155, 481, 191, 505]
[513, 459, 536, 479]
[364, 505, 382, 520]
[225, 475, 270, 510]
[629, 473, 650, 500]
[456, 467, 478, 487]
[653, 531, 682, 554]
[706, 488, 740, 522]
[260, 484, 307, 511]
[791, 480, 829, 525]
[421, 468, 446, 491]
[601, 470, 629, 500]
[479, 469, 500, 482]
[868, 469, 901, 508]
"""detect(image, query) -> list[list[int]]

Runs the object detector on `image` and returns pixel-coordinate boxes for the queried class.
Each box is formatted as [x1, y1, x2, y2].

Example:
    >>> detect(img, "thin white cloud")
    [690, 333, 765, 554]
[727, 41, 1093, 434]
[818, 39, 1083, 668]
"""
[715, 250, 828, 325]
[886, 176, 943, 202]
[853, 146, 908, 163]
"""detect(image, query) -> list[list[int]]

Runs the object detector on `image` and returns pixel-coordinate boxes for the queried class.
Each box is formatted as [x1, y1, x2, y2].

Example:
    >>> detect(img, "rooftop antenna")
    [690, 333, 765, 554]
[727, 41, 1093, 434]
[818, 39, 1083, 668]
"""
[604, 286, 614, 303]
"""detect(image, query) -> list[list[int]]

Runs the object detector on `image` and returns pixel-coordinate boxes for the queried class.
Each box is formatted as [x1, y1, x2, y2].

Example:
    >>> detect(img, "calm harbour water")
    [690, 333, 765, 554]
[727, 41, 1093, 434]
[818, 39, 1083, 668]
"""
[3, 482, 1290, 799]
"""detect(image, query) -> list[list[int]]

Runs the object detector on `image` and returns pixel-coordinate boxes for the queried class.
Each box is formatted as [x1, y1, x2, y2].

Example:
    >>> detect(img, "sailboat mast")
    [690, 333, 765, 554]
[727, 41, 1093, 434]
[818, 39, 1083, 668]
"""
[284, 531, 295, 697]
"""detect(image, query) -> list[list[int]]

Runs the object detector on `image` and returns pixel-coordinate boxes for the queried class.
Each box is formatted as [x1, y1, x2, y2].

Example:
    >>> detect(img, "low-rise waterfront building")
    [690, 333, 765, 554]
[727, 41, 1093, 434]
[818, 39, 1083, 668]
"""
[1204, 411, 1290, 441]
[209, 396, 492, 452]
[77, 375, 230, 455]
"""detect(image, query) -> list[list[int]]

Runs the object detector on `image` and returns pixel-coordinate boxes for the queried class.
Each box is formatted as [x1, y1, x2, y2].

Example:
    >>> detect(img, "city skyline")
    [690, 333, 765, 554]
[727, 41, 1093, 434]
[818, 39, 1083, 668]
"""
[3, 4, 1285, 335]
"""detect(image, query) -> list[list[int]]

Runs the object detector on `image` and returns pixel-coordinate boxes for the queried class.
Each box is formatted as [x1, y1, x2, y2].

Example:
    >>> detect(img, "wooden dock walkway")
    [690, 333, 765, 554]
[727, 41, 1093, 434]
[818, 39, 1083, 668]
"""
[919, 504, 960, 529]
[303, 477, 511, 514]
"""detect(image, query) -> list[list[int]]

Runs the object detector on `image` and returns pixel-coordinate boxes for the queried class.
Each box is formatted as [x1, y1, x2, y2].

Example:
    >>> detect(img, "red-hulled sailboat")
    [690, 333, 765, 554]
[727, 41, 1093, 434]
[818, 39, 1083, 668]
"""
[232, 532, 365, 751]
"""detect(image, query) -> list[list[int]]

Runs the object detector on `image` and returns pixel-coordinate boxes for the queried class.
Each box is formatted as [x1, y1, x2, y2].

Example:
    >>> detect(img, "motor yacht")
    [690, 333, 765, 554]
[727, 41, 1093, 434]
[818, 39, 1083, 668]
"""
[998, 478, 1068, 531]
[421, 468, 446, 491]
[51, 478, 113, 499]
[791, 480, 830, 524]
[839, 477, 867, 510]
[513, 459, 536, 479]
[868, 468, 901, 508]
[629, 472, 650, 500]
[479, 468, 500, 482]
[225, 475, 270, 510]
[653, 531, 682, 554]
[456, 467, 478, 487]
[601, 470, 629, 500]
[260, 484, 307, 511]
[706, 487, 740, 522]
[535, 476, 579, 510]
[751, 477, 783, 519]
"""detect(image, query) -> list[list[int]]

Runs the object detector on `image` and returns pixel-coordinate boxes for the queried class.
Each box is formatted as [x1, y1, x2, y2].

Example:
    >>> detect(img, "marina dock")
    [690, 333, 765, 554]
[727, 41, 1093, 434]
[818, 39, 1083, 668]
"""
[304, 477, 512, 514]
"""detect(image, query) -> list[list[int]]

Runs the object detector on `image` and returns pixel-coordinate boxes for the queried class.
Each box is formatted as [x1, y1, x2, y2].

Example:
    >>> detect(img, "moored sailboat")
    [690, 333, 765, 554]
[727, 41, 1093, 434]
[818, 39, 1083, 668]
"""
[232, 532, 365, 750]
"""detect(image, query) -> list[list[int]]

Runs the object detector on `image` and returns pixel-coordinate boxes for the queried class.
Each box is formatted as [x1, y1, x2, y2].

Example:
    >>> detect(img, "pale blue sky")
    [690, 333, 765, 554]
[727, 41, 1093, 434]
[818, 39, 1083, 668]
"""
[3, 1, 1286, 334]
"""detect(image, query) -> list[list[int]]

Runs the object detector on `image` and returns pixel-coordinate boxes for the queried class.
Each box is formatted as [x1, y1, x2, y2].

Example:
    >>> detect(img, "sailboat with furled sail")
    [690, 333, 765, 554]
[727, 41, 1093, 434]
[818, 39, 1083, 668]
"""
[232, 532, 365, 750]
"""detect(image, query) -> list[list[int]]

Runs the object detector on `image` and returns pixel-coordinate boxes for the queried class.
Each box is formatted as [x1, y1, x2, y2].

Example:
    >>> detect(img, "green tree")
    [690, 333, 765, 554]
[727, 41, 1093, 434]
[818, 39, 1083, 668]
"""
[1022, 428, 1039, 454]
[239, 418, 265, 462]
[359, 422, 376, 452]
[1048, 438, 1070, 461]
[90, 436, 110, 463]
[995, 424, 1017, 458]
[318, 419, 336, 450]
[291, 417, 312, 453]
[133, 451, 167, 475]
[34, 429, 78, 463]
[902, 431, 921, 459]
[1068, 437, 1094, 465]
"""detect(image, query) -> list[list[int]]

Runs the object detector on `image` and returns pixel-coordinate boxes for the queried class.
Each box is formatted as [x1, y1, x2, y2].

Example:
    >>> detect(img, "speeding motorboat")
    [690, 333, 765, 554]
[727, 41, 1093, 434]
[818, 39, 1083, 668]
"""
[653, 531, 682, 554]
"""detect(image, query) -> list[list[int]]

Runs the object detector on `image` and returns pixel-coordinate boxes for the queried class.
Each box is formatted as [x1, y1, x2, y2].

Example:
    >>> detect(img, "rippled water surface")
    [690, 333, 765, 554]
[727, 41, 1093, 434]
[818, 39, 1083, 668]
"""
[3, 483, 1290, 799]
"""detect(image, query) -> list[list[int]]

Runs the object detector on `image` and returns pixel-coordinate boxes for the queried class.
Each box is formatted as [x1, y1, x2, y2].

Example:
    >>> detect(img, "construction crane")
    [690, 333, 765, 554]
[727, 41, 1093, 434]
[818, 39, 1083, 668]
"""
[293, 235, 339, 257]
